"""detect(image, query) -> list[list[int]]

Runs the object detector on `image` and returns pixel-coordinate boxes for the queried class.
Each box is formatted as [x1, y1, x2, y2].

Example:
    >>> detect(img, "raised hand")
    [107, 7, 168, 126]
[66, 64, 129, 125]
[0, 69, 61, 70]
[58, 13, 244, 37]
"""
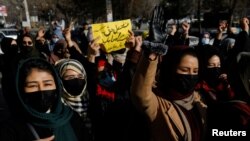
[182, 21, 190, 34]
[240, 17, 249, 32]
[125, 30, 136, 49]
[36, 27, 45, 40]
[63, 27, 75, 48]
[148, 5, 167, 43]
[87, 37, 101, 63]
[88, 37, 101, 55]
[218, 20, 227, 33]
[135, 36, 142, 52]
[170, 24, 177, 36]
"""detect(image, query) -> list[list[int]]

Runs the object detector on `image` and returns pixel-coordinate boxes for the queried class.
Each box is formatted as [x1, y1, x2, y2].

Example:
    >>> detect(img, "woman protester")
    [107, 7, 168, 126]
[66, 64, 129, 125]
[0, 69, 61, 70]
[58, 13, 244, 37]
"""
[55, 58, 93, 141]
[0, 58, 86, 141]
[0, 37, 19, 122]
[195, 45, 234, 106]
[131, 45, 207, 141]
[19, 34, 44, 60]
[206, 52, 250, 140]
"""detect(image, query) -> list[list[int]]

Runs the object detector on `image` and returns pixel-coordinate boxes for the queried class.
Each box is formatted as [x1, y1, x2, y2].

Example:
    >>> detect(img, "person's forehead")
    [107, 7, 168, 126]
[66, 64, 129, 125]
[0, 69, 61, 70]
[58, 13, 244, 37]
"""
[23, 36, 32, 41]
[204, 33, 210, 36]
[180, 55, 198, 65]
[26, 69, 54, 80]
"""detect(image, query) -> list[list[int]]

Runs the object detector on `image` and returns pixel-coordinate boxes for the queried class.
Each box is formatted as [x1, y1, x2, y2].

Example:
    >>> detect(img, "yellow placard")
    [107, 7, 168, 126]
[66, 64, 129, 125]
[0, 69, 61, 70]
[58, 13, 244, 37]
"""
[91, 19, 132, 53]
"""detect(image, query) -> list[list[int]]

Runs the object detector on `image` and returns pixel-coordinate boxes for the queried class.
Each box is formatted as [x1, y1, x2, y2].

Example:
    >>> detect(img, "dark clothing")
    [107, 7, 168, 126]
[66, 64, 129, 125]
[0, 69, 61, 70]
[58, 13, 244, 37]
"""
[71, 28, 89, 55]
[227, 31, 250, 72]
[0, 58, 86, 141]
[1, 50, 20, 119]
[206, 51, 250, 141]
[0, 71, 11, 122]
[234, 31, 250, 53]
[68, 47, 96, 141]
[164, 33, 190, 47]
[207, 101, 250, 141]
[0, 112, 86, 141]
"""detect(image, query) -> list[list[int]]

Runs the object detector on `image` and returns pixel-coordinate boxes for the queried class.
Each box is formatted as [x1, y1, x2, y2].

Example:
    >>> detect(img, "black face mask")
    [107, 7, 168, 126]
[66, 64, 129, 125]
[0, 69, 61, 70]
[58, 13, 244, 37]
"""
[8, 45, 19, 54]
[62, 78, 86, 96]
[205, 67, 221, 88]
[172, 74, 199, 94]
[22, 46, 33, 53]
[23, 89, 57, 113]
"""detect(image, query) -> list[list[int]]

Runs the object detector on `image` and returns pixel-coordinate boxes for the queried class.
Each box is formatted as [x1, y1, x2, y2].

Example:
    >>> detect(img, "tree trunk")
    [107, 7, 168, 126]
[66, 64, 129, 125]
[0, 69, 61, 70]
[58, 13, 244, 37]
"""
[227, 0, 237, 34]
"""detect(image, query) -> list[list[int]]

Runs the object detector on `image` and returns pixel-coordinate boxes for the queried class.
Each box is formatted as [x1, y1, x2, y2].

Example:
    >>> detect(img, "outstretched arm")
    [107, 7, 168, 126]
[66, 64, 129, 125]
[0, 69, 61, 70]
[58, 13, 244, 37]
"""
[131, 52, 159, 121]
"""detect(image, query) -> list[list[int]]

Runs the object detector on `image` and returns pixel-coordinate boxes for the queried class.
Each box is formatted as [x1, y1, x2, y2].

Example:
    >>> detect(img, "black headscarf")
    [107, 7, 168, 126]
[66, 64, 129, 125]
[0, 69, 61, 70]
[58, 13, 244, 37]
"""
[19, 34, 42, 60]
[196, 45, 222, 80]
[228, 52, 250, 103]
[1, 37, 19, 58]
[158, 45, 198, 98]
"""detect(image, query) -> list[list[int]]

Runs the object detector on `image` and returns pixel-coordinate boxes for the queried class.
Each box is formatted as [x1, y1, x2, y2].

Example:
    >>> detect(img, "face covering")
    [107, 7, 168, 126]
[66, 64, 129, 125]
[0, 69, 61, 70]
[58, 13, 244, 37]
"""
[6, 45, 19, 54]
[62, 78, 86, 96]
[172, 74, 199, 94]
[202, 38, 210, 45]
[22, 89, 57, 113]
[22, 45, 33, 53]
[205, 67, 221, 88]
[52, 38, 59, 43]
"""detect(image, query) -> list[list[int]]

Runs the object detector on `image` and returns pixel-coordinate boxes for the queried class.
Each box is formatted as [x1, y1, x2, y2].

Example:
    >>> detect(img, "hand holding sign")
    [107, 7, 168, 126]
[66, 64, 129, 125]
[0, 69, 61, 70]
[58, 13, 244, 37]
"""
[88, 37, 101, 56]
[87, 37, 101, 63]
[135, 36, 142, 52]
[91, 19, 132, 53]
[125, 30, 135, 49]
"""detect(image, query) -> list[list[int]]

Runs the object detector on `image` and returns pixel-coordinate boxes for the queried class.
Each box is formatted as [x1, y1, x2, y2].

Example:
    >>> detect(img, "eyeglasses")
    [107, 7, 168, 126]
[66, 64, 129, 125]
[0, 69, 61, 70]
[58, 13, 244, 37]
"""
[23, 41, 33, 46]
[63, 74, 85, 80]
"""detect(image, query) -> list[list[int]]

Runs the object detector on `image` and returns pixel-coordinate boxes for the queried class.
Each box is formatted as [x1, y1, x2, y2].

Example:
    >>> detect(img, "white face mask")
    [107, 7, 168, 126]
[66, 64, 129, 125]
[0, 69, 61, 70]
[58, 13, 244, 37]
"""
[52, 38, 59, 43]
[202, 38, 210, 45]
[113, 54, 126, 64]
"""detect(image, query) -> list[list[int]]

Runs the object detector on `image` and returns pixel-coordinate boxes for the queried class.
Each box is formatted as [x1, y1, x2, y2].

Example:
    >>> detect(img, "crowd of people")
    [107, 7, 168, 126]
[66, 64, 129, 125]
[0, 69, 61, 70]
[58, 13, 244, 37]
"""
[0, 13, 249, 141]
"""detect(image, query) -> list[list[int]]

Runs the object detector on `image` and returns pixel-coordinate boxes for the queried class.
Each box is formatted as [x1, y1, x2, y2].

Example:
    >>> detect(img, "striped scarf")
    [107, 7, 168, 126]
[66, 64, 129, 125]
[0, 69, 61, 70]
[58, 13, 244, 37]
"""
[55, 59, 89, 118]
[62, 88, 89, 118]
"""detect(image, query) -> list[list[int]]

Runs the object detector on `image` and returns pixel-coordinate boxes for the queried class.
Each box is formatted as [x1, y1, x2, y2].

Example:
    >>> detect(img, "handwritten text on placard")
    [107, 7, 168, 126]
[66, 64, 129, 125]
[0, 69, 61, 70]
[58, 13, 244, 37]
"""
[92, 19, 132, 53]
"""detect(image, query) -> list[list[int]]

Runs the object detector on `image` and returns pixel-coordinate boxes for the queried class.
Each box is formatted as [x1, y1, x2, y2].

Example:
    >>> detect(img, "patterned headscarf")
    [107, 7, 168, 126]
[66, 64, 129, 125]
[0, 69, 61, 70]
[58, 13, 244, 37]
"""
[55, 59, 89, 117]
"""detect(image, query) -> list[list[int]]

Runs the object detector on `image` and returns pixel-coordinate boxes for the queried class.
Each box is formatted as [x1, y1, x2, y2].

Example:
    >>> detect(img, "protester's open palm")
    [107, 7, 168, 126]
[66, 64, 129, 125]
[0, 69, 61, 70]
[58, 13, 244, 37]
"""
[148, 5, 167, 43]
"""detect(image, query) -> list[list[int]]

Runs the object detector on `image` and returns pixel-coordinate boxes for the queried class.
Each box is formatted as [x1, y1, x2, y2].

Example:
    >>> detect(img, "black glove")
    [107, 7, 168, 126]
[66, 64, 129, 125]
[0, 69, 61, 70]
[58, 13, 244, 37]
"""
[148, 5, 167, 43]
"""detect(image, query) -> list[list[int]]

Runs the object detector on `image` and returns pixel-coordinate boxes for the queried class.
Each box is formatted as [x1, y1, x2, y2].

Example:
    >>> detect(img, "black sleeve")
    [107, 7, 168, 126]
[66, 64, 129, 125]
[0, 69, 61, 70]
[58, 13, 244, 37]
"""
[0, 119, 33, 141]
[213, 38, 222, 48]
[234, 31, 250, 53]
[70, 112, 91, 141]
[165, 32, 189, 47]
